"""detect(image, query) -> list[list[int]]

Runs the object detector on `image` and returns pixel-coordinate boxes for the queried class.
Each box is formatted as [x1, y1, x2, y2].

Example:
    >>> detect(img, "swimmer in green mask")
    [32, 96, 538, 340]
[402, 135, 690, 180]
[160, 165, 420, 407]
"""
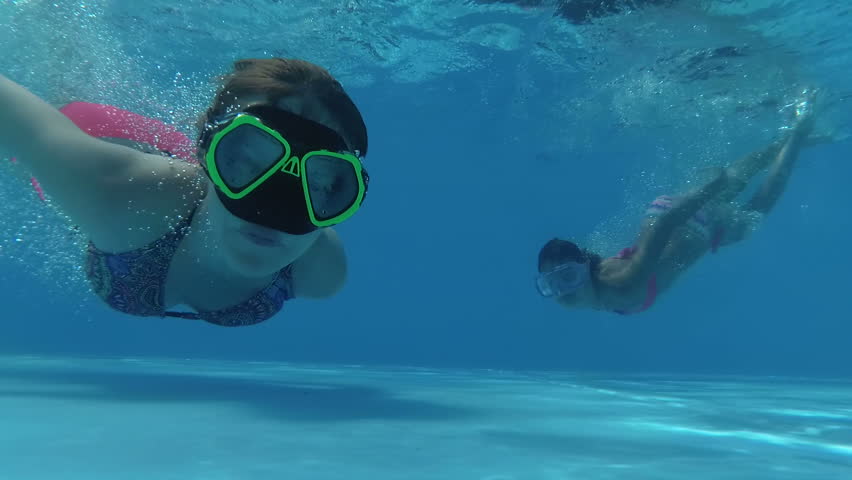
[1, 58, 369, 326]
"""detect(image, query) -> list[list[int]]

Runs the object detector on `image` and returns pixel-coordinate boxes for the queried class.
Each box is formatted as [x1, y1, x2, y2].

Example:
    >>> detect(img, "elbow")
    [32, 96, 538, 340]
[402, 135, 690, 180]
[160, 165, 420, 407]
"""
[312, 262, 348, 299]
[296, 264, 347, 300]
[290, 232, 349, 300]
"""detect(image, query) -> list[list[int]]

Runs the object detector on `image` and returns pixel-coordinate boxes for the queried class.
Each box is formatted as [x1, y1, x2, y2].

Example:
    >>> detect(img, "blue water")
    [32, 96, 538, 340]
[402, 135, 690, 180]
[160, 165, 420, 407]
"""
[1, 0, 851, 478]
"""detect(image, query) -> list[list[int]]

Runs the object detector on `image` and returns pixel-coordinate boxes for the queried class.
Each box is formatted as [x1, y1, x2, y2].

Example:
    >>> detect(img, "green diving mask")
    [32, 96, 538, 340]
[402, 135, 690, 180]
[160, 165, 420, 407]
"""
[201, 105, 368, 235]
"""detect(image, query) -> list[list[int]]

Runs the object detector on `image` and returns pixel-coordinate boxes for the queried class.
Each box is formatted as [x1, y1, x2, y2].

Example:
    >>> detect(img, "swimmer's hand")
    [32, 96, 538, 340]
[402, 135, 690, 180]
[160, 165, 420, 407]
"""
[797, 89, 849, 146]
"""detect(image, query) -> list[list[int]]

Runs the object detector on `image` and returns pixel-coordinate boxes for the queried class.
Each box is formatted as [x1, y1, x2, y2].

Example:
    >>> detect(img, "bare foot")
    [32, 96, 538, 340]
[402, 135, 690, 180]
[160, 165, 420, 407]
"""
[792, 87, 818, 134]
[792, 87, 850, 146]
[804, 129, 849, 147]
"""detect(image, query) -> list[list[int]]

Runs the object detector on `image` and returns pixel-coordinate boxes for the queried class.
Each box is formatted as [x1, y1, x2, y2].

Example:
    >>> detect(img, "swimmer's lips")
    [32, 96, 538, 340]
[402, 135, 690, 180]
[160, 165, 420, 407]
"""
[238, 227, 285, 247]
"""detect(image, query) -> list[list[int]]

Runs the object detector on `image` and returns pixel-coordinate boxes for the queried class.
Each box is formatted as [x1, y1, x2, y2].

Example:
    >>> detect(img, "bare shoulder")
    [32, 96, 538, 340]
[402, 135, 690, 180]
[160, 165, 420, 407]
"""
[290, 228, 348, 299]
[122, 151, 204, 194]
[595, 253, 648, 293]
[591, 256, 651, 311]
[596, 255, 627, 285]
[88, 151, 206, 252]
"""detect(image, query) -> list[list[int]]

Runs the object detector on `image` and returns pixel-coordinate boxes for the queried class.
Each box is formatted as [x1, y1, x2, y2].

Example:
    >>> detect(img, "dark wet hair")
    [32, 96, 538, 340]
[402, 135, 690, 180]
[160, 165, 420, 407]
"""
[537, 238, 602, 275]
[199, 58, 367, 155]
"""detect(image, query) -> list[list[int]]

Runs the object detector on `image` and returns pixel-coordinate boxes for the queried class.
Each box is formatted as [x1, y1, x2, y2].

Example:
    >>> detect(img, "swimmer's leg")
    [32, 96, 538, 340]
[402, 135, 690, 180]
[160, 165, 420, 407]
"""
[742, 104, 815, 215]
[711, 110, 813, 246]
[718, 90, 817, 204]
[718, 139, 787, 202]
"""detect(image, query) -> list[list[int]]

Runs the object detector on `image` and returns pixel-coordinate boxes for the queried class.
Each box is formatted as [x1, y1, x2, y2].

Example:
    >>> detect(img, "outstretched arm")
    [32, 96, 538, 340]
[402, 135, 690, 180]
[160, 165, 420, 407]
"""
[0, 74, 133, 174]
[601, 171, 729, 289]
[0, 74, 139, 219]
[744, 115, 812, 214]
[0, 74, 200, 249]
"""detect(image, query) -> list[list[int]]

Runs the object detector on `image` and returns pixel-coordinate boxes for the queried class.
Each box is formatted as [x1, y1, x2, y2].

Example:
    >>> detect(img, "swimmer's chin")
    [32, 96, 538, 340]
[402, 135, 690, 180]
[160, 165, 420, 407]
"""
[220, 244, 288, 278]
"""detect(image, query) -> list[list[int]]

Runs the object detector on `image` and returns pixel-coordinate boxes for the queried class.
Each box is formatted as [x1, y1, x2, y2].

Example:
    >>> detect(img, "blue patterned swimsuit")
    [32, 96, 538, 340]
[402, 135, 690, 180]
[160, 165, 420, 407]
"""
[85, 211, 294, 327]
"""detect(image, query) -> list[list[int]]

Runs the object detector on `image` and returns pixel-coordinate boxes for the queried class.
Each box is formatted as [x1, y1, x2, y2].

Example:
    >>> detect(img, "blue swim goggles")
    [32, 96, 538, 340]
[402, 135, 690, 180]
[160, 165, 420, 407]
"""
[536, 261, 590, 298]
